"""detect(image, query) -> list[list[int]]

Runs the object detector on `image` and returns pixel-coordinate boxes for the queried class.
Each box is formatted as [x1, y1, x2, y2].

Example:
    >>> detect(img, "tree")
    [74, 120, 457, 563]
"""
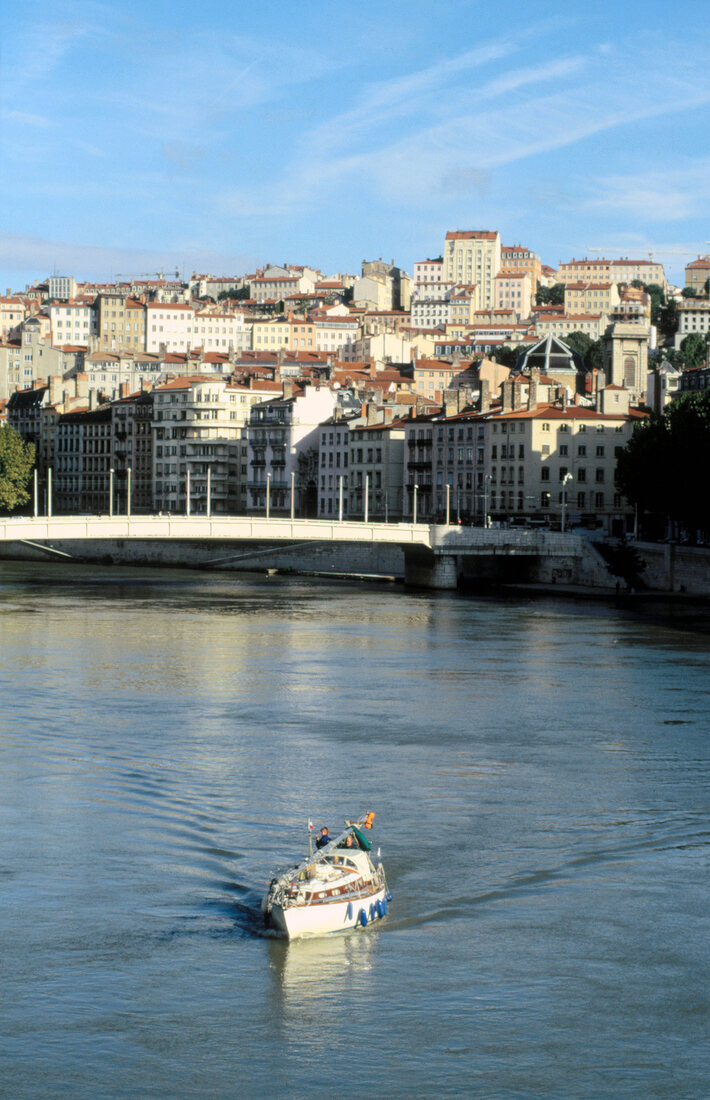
[535, 283, 565, 306]
[681, 287, 698, 298]
[616, 390, 710, 535]
[564, 331, 593, 358]
[680, 332, 708, 370]
[0, 425, 35, 514]
[292, 295, 311, 316]
[602, 538, 647, 590]
[494, 343, 530, 369]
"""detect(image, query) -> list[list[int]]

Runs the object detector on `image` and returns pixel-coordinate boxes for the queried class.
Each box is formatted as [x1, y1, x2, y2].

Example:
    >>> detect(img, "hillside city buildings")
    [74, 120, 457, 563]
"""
[4, 233, 709, 534]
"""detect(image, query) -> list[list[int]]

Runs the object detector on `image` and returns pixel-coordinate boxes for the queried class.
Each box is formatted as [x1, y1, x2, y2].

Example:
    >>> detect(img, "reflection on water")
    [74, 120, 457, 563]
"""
[2, 560, 710, 1098]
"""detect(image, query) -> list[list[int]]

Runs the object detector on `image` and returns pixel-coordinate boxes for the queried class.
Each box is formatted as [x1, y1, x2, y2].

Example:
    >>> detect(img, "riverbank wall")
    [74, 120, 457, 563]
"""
[2, 534, 709, 594]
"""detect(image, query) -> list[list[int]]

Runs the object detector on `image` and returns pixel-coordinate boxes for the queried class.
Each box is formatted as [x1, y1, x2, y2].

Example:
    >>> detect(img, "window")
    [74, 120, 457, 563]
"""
[559, 466, 568, 481]
[596, 468, 605, 482]
[577, 445, 586, 456]
[560, 445, 568, 456]
[541, 467, 550, 481]
[595, 492, 604, 507]
[596, 446, 605, 457]
[577, 468, 586, 483]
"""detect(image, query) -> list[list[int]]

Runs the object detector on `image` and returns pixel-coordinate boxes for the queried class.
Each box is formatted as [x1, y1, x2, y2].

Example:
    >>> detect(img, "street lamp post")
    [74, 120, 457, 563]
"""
[483, 474, 491, 528]
[290, 471, 295, 520]
[47, 467, 52, 518]
[186, 468, 191, 516]
[413, 483, 418, 525]
[446, 483, 451, 526]
[338, 475, 343, 522]
[266, 471, 271, 519]
[109, 468, 114, 517]
[206, 466, 211, 518]
[364, 473, 369, 522]
[127, 467, 132, 517]
[33, 469, 38, 517]
[561, 472, 573, 532]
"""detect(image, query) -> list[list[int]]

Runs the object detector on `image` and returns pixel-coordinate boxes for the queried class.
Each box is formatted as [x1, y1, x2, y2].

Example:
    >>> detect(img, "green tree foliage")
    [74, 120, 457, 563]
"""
[0, 425, 35, 514]
[681, 287, 698, 298]
[616, 390, 710, 533]
[680, 332, 708, 369]
[535, 283, 565, 306]
[217, 285, 250, 302]
[602, 539, 647, 589]
[494, 343, 531, 369]
[563, 331, 604, 372]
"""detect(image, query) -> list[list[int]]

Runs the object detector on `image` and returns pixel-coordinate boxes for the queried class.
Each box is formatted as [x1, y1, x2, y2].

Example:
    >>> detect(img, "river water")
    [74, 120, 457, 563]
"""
[1, 561, 709, 1098]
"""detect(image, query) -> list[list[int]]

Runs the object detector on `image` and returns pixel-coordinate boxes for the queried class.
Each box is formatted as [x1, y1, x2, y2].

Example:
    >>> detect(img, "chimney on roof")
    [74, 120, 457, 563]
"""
[89, 388, 97, 411]
[502, 378, 514, 413]
[479, 378, 491, 413]
[119, 382, 129, 399]
[49, 375, 62, 405]
[527, 374, 538, 410]
[283, 379, 295, 399]
[561, 388, 568, 411]
[75, 373, 89, 399]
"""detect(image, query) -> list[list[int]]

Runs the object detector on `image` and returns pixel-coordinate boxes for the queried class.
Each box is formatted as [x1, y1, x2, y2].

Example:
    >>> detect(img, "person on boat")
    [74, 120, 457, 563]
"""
[315, 827, 331, 849]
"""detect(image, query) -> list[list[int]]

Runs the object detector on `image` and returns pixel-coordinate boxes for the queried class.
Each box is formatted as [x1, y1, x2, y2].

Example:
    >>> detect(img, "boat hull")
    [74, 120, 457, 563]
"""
[267, 885, 389, 938]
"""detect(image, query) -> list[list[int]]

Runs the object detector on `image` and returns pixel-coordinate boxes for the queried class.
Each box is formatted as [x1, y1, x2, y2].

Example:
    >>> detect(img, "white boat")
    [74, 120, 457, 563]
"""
[262, 813, 391, 939]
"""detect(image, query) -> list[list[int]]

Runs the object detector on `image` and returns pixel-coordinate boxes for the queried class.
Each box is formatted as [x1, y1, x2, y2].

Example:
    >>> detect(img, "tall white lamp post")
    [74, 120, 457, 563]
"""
[561, 472, 573, 532]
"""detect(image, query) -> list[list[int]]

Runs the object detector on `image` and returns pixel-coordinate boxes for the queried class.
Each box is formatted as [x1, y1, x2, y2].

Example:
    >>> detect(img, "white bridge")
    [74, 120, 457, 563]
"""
[0, 515, 593, 589]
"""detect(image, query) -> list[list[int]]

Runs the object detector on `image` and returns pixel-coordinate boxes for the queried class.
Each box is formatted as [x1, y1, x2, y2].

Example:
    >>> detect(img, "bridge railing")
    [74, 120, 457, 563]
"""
[0, 514, 434, 548]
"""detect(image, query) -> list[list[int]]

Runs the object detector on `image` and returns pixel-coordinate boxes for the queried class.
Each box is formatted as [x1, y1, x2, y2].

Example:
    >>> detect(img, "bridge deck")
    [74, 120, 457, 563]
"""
[0, 515, 584, 556]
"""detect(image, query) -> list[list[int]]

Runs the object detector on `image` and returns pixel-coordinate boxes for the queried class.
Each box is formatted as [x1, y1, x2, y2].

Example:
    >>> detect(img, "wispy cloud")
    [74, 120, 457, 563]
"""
[216, 31, 710, 221]
[0, 232, 259, 282]
[590, 161, 710, 221]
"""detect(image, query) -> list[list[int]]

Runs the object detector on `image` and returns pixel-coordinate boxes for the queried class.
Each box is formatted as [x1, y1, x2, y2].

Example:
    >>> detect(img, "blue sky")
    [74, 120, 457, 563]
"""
[1, 0, 710, 291]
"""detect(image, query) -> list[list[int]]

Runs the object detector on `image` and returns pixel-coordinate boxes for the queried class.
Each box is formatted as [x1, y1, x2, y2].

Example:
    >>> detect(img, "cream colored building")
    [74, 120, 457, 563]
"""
[535, 313, 607, 340]
[501, 245, 541, 287]
[494, 270, 533, 318]
[443, 231, 501, 308]
[0, 296, 27, 337]
[675, 298, 710, 340]
[152, 375, 275, 515]
[483, 382, 648, 534]
[564, 282, 620, 316]
[49, 300, 97, 346]
[684, 255, 710, 294]
[96, 294, 146, 352]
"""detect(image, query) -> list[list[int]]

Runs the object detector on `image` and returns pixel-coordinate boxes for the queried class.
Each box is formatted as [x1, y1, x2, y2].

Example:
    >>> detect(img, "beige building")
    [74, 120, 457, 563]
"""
[501, 245, 541, 287]
[684, 255, 710, 294]
[152, 375, 275, 515]
[494, 270, 533, 318]
[535, 313, 607, 341]
[444, 231, 501, 308]
[96, 294, 146, 352]
[676, 298, 710, 341]
[348, 416, 406, 520]
[483, 388, 646, 534]
[564, 282, 620, 316]
[0, 296, 27, 337]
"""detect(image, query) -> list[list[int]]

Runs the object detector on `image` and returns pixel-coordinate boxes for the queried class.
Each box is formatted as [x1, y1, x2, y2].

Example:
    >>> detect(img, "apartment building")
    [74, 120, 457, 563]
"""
[564, 282, 620, 316]
[317, 413, 358, 517]
[443, 231, 501, 309]
[494, 270, 533, 318]
[111, 388, 154, 513]
[500, 245, 541, 287]
[55, 404, 112, 514]
[675, 298, 710, 341]
[349, 415, 406, 521]
[96, 294, 146, 352]
[483, 386, 647, 535]
[49, 300, 97, 346]
[0, 296, 27, 337]
[246, 384, 337, 515]
[152, 375, 275, 515]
